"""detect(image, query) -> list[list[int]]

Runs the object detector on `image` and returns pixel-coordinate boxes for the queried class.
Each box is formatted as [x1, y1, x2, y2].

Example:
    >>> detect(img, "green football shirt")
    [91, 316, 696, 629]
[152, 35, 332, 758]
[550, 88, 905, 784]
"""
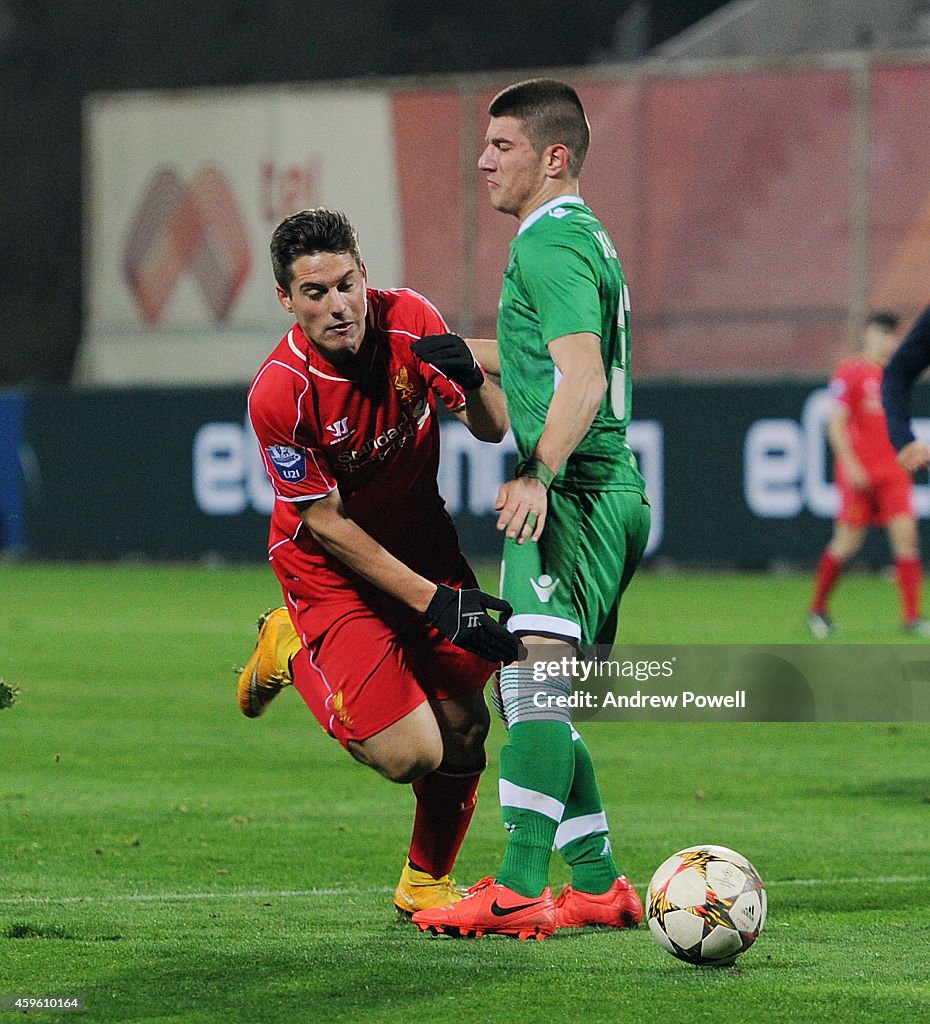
[497, 194, 644, 492]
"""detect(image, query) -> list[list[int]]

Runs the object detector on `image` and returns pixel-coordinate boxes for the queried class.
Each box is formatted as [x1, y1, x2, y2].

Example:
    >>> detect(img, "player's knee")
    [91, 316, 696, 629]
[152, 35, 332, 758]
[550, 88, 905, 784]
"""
[347, 737, 440, 783]
[435, 698, 490, 768]
[457, 701, 491, 750]
[378, 757, 440, 786]
[378, 750, 442, 784]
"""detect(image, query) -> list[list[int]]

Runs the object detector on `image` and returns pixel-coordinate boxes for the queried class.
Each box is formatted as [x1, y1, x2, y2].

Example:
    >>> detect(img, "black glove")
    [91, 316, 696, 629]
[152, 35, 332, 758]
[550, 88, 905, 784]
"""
[411, 333, 485, 391]
[424, 584, 525, 664]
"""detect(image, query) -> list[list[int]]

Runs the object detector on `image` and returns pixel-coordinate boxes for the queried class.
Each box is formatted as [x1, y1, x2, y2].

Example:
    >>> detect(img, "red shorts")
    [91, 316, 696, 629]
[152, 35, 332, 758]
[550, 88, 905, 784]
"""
[286, 598, 495, 748]
[836, 469, 914, 527]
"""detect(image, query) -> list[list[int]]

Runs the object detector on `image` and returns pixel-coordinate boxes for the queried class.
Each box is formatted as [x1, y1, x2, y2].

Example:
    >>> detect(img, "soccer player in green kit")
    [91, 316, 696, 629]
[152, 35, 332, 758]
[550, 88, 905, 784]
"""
[412, 79, 651, 939]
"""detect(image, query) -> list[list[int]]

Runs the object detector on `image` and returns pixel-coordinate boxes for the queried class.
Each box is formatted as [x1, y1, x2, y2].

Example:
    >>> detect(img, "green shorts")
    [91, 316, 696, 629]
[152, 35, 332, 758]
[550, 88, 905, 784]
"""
[500, 486, 650, 646]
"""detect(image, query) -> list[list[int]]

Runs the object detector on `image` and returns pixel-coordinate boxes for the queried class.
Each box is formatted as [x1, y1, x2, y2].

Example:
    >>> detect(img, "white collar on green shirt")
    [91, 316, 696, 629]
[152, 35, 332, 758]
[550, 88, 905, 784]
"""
[518, 194, 585, 235]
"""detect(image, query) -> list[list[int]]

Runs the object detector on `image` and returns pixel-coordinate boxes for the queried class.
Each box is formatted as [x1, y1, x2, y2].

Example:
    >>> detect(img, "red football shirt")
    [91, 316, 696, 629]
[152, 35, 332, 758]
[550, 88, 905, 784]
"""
[248, 288, 469, 624]
[830, 355, 899, 478]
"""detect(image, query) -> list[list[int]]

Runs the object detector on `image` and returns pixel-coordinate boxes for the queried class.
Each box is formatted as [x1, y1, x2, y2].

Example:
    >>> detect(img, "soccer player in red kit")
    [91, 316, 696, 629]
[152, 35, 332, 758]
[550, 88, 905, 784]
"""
[238, 208, 521, 915]
[808, 310, 930, 637]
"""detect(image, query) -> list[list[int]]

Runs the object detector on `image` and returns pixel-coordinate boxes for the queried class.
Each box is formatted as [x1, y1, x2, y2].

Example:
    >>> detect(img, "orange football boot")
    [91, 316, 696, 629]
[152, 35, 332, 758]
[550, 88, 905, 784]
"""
[554, 876, 643, 929]
[412, 876, 556, 940]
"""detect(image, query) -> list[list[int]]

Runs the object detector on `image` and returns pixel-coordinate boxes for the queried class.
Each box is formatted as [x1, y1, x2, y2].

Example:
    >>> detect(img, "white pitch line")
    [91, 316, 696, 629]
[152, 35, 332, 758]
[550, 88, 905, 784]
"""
[0, 887, 394, 906]
[2, 876, 929, 907]
[766, 874, 930, 887]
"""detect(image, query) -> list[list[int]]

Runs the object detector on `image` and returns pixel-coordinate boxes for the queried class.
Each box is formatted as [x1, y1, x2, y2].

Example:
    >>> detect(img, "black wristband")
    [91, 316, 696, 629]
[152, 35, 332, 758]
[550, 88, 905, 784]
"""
[515, 456, 555, 490]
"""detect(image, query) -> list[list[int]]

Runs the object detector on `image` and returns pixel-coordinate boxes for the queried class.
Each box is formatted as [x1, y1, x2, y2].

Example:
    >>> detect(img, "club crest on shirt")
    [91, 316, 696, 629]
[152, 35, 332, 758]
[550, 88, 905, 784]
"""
[330, 690, 353, 727]
[393, 366, 417, 403]
[265, 444, 307, 482]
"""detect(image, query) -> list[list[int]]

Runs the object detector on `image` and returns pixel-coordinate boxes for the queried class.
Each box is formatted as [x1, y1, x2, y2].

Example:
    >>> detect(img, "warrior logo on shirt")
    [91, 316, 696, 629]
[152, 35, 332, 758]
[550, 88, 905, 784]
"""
[266, 444, 307, 482]
[325, 416, 355, 444]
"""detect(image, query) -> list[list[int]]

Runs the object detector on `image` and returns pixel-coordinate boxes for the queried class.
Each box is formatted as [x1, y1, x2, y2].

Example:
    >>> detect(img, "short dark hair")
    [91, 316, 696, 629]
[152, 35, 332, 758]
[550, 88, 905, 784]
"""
[488, 78, 590, 177]
[270, 208, 362, 292]
[865, 309, 901, 332]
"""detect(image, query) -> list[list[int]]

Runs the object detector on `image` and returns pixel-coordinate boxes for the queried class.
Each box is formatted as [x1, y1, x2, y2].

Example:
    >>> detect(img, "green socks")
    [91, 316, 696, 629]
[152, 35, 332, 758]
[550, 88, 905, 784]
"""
[496, 720, 575, 897]
[556, 732, 620, 894]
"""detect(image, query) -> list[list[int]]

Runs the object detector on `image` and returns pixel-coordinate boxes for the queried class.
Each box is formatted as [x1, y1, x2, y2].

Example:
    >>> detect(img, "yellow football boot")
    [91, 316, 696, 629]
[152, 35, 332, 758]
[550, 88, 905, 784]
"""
[393, 862, 464, 918]
[236, 608, 301, 718]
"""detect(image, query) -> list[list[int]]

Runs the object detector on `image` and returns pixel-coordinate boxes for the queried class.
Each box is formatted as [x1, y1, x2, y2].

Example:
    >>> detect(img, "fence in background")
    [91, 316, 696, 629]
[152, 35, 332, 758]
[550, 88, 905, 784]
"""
[76, 54, 930, 388]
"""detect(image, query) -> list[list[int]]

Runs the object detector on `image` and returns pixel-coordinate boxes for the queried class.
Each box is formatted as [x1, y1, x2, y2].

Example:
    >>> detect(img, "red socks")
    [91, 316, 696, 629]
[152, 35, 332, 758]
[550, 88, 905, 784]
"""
[408, 768, 482, 879]
[813, 552, 923, 623]
[811, 551, 843, 614]
[895, 556, 923, 623]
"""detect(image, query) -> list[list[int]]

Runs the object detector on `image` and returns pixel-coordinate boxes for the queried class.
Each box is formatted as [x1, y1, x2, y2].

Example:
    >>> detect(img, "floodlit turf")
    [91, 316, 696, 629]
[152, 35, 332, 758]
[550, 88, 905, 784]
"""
[2, 562, 930, 1023]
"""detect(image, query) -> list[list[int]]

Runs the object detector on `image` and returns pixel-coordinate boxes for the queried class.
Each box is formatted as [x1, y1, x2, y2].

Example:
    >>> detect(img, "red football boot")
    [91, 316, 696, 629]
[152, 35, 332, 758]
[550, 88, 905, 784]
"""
[412, 876, 556, 940]
[554, 876, 643, 929]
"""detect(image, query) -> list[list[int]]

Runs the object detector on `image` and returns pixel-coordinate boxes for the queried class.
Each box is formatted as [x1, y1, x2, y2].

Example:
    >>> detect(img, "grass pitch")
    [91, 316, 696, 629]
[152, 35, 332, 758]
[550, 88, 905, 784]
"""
[2, 563, 930, 1023]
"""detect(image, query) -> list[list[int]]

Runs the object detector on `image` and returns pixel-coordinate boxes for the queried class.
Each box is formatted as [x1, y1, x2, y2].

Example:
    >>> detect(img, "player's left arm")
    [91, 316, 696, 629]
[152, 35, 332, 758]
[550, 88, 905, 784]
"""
[452, 374, 509, 443]
[411, 331, 509, 442]
[465, 338, 501, 376]
[495, 332, 606, 544]
[825, 402, 869, 490]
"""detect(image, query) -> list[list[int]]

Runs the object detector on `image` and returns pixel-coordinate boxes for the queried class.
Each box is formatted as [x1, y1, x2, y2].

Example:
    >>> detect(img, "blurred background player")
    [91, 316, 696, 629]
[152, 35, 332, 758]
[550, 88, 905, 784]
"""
[237, 208, 521, 918]
[808, 310, 930, 638]
[881, 306, 930, 474]
[412, 80, 650, 940]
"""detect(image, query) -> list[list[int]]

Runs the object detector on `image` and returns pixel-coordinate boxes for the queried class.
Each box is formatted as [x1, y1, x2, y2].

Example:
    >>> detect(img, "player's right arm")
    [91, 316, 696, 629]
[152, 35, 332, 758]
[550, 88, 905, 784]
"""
[299, 490, 438, 612]
[896, 438, 930, 473]
[493, 331, 606, 545]
[299, 491, 520, 663]
[826, 403, 869, 490]
[882, 306, 930, 470]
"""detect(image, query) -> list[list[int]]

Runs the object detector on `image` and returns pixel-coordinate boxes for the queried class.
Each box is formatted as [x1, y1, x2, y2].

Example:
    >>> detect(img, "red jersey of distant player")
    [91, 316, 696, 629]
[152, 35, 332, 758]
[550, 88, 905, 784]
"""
[248, 287, 472, 634]
[830, 354, 913, 525]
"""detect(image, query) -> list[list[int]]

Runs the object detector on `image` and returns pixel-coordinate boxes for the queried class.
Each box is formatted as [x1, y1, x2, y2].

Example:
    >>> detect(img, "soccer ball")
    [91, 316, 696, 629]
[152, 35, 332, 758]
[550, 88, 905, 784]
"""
[646, 845, 766, 966]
